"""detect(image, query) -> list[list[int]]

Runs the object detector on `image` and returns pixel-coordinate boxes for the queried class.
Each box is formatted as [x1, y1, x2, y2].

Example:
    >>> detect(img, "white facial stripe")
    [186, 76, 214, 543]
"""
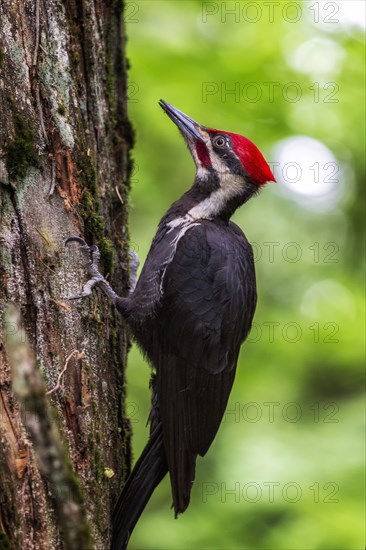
[184, 141, 245, 219]
[167, 135, 245, 226]
[188, 172, 244, 219]
[208, 146, 231, 175]
[191, 144, 209, 179]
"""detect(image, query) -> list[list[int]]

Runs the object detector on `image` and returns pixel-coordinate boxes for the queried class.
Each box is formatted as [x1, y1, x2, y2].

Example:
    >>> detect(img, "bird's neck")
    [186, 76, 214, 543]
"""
[162, 170, 256, 227]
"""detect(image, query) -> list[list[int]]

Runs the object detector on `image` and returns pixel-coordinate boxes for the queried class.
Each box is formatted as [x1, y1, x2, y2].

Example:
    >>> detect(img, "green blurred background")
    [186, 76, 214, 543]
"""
[123, 2, 365, 548]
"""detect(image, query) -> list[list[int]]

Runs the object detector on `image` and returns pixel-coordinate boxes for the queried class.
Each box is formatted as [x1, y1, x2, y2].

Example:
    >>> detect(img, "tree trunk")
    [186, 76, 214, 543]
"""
[0, 1, 133, 548]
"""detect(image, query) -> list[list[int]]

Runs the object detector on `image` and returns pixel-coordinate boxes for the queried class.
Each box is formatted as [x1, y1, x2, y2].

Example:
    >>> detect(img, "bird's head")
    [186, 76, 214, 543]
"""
[159, 100, 275, 220]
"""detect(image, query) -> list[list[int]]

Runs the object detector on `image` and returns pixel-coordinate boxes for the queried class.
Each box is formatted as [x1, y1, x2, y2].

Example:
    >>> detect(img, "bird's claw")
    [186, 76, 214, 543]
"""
[67, 279, 97, 300]
[65, 236, 117, 303]
[65, 237, 97, 266]
[65, 236, 88, 247]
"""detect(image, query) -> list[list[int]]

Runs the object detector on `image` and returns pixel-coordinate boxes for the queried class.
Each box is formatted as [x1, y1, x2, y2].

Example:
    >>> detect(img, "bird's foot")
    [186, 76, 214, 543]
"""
[65, 237, 118, 304]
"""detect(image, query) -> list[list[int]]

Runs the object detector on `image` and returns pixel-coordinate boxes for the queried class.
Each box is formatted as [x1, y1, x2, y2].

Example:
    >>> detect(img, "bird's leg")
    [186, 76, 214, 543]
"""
[65, 237, 119, 303]
[65, 237, 140, 302]
[128, 250, 139, 294]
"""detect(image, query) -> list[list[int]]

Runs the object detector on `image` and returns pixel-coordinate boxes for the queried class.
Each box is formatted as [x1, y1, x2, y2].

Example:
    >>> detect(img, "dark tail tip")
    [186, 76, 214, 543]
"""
[111, 424, 168, 549]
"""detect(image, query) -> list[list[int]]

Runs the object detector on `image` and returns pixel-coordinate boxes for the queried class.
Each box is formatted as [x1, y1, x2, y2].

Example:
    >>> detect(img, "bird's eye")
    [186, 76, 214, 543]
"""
[214, 136, 226, 147]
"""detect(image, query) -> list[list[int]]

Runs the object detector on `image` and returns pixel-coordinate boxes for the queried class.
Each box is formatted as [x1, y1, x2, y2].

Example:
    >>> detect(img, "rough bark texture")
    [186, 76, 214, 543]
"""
[0, 1, 133, 548]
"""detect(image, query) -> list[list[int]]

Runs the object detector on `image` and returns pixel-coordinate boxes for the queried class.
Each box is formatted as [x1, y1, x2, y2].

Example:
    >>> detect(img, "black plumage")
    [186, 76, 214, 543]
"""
[103, 101, 275, 548]
[156, 221, 257, 512]
[112, 215, 257, 548]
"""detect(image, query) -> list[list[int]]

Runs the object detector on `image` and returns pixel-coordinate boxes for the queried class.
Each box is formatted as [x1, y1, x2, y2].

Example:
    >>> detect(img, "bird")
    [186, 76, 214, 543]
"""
[66, 100, 275, 549]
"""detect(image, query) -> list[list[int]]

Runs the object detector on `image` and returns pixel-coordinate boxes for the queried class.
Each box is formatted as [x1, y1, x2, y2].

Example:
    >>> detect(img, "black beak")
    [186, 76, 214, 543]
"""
[159, 100, 204, 141]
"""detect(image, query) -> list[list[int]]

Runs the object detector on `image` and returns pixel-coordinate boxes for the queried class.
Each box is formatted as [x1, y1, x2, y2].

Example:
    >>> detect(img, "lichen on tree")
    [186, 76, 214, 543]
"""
[0, 1, 133, 547]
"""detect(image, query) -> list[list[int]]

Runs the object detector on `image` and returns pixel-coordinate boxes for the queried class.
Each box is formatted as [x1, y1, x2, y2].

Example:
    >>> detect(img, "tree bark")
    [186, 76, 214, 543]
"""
[0, 1, 133, 548]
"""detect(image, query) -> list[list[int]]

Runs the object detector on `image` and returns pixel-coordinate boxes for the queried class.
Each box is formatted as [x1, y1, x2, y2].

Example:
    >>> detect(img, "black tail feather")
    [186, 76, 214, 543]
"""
[111, 423, 168, 549]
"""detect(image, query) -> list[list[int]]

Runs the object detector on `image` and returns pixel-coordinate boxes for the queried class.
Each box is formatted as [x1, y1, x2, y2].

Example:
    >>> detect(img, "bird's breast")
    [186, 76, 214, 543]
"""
[131, 220, 203, 316]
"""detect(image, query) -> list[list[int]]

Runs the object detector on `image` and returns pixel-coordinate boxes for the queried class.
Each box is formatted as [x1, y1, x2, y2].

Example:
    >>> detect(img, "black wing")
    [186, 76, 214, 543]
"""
[156, 221, 257, 514]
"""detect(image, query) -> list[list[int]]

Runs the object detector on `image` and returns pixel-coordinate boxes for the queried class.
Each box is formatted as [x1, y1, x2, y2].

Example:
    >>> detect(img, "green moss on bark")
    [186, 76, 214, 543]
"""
[57, 104, 66, 116]
[77, 152, 115, 275]
[5, 100, 39, 180]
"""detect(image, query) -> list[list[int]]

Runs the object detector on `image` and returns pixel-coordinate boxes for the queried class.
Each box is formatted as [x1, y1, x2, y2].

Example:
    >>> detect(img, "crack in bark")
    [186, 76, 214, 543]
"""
[7, 186, 38, 343]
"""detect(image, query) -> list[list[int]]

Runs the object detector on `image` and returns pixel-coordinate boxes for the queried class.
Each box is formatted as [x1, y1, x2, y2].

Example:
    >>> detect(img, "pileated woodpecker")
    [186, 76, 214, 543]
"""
[66, 101, 275, 549]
